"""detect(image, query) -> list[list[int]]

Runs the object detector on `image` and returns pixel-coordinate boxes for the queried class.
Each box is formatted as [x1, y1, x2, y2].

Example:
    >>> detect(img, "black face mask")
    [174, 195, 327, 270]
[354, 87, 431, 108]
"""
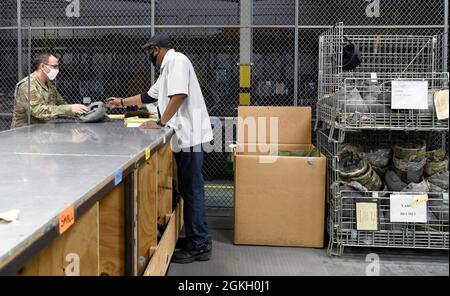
[150, 51, 158, 68]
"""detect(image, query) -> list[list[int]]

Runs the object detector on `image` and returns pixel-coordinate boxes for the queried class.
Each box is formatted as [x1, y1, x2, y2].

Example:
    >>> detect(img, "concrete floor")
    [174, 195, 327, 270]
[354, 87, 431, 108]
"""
[167, 209, 449, 276]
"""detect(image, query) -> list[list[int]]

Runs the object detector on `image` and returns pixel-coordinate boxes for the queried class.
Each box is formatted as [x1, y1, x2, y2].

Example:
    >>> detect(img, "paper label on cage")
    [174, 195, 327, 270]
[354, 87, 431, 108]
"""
[391, 81, 428, 110]
[443, 193, 449, 201]
[356, 203, 378, 231]
[434, 89, 449, 120]
[390, 194, 427, 223]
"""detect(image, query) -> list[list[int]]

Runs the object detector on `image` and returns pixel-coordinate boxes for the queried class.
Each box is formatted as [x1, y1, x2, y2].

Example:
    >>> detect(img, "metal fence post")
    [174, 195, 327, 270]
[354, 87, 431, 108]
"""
[151, 0, 156, 85]
[444, 0, 448, 73]
[17, 0, 22, 80]
[239, 0, 252, 106]
[27, 27, 31, 126]
[294, 0, 299, 106]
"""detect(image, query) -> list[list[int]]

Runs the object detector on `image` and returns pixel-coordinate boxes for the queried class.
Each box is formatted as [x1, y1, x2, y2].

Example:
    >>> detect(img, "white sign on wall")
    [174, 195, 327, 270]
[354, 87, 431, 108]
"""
[390, 194, 428, 223]
[391, 80, 428, 110]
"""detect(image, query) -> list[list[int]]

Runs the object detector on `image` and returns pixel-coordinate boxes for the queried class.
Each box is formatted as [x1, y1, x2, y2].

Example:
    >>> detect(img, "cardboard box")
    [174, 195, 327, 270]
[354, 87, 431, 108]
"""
[234, 106, 326, 248]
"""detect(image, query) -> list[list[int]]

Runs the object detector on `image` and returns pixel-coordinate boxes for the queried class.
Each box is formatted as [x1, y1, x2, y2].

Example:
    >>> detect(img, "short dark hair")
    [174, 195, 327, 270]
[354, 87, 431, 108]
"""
[34, 52, 60, 71]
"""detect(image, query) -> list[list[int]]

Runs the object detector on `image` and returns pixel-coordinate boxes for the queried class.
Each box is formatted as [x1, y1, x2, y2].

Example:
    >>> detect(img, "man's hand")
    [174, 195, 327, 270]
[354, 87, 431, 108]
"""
[71, 104, 89, 115]
[106, 97, 122, 108]
[139, 120, 161, 129]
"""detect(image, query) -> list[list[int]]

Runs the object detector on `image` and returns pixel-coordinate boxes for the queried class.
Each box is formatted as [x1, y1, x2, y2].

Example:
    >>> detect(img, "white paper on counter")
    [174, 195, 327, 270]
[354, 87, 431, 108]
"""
[391, 80, 428, 110]
[0, 209, 20, 223]
[126, 123, 142, 128]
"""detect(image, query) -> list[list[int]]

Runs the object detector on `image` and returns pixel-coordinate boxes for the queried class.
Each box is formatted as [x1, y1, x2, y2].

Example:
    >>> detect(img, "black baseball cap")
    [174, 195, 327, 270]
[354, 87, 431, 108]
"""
[142, 35, 173, 49]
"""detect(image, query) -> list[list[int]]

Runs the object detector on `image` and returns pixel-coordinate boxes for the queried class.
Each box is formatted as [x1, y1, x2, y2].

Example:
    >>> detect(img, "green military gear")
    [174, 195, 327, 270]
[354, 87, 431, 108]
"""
[276, 147, 319, 157]
[426, 148, 447, 162]
[11, 71, 73, 128]
[427, 171, 449, 190]
[401, 180, 430, 193]
[393, 155, 427, 183]
[384, 170, 407, 192]
[372, 165, 388, 177]
[348, 165, 382, 191]
[424, 158, 448, 176]
[393, 142, 426, 162]
[79, 102, 108, 123]
[338, 150, 368, 179]
[360, 148, 392, 168]
[338, 148, 383, 191]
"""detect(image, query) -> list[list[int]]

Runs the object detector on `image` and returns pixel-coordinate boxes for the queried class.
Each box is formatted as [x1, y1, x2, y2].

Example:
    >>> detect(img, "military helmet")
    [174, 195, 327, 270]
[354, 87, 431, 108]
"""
[79, 102, 107, 123]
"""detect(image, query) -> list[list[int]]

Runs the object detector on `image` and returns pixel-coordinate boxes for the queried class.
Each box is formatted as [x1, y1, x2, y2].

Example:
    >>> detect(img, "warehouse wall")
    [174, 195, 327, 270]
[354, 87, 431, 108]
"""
[0, 0, 447, 207]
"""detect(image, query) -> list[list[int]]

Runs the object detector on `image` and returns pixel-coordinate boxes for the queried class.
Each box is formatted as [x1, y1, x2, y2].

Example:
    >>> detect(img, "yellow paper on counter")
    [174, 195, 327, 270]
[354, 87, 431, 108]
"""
[434, 89, 449, 120]
[107, 114, 125, 120]
[356, 203, 378, 231]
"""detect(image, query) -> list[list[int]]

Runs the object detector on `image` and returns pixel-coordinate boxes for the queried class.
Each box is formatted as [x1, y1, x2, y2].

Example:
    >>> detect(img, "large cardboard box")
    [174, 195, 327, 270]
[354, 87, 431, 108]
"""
[234, 106, 326, 248]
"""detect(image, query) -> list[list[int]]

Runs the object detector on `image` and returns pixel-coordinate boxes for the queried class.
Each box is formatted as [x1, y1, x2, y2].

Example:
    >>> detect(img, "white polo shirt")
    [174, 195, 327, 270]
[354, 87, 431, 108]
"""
[147, 49, 213, 149]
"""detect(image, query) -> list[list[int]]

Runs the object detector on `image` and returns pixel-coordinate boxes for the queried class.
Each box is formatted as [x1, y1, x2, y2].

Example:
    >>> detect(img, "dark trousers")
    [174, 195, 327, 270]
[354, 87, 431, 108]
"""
[174, 145, 209, 247]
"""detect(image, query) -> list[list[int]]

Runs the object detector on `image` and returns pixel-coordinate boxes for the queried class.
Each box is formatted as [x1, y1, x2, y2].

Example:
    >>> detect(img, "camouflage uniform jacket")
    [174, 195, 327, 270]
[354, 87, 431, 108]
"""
[11, 71, 73, 128]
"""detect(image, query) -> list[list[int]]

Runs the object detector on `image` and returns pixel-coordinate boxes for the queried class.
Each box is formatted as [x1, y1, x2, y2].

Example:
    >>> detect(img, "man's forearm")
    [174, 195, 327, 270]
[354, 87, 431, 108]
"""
[123, 94, 143, 107]
[160, 94, 186, 125]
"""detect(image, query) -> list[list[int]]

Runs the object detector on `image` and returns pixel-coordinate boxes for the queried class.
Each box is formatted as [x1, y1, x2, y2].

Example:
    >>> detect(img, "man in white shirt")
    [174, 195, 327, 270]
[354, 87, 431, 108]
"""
[107, 35, 213, 263]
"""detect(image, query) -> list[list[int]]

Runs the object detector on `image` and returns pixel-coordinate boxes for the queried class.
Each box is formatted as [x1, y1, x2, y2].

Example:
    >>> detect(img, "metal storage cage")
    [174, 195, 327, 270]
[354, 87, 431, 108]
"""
[316, 23, 449, 138]
[317, 129, 449, 256]
[316, 23, 449, 255]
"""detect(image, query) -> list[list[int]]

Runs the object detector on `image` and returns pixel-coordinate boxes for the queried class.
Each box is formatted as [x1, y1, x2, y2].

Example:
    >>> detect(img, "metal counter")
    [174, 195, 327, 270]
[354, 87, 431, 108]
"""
[0, 121, 174, 275]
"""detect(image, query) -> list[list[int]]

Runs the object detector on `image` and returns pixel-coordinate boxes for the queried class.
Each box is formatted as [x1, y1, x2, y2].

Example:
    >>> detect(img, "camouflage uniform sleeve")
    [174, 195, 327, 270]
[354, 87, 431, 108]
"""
[28, 85, 73, 120]
[11, 82, 32, 128]
[55, 88, 66, 106]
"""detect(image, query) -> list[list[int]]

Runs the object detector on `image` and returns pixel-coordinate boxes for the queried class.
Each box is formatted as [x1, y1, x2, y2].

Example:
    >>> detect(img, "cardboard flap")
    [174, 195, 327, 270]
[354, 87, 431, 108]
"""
[237, 106, 311, 144]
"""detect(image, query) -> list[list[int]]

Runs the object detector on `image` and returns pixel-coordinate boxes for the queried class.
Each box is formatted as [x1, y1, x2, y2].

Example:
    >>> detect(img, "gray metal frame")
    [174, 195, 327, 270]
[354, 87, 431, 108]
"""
[317, 127, 449, 256]
[316, 23, 449, 137]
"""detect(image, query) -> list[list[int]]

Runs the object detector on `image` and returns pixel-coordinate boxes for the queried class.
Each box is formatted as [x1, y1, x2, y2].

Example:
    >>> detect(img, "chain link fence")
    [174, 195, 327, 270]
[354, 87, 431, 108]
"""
[0, 0, 447, 208]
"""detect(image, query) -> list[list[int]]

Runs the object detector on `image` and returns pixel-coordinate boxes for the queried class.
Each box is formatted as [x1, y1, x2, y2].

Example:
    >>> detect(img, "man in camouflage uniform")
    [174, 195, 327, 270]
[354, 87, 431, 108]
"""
[11, 53, 88, 128]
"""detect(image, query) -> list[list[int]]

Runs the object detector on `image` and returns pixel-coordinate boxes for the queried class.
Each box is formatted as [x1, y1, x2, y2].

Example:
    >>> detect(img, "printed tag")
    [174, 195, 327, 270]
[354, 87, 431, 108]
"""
[59, 205, 75, 235]
[115, 169, 122, 185]
[145, 147, 151, 160]
[390, 194, 427, 223]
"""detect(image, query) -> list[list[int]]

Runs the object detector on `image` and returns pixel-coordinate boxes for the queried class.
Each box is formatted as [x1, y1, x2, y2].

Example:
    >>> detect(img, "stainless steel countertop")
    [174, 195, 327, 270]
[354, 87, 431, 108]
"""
[0, 121, 174, 272]
[0, 121, 172, 157]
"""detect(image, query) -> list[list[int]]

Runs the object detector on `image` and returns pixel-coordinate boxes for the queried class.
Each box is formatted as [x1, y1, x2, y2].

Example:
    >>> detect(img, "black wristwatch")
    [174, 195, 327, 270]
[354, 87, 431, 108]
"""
[156, 119, 166, 127]
[120, 98, 125, 107]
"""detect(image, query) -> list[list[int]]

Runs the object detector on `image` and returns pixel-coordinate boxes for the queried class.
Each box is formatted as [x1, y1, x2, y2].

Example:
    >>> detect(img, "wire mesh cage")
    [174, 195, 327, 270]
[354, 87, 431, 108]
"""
[317, 129, 449, 255]
[318, 73, 449, 133]
[317, 23, 449, 132]
[329, 192, 449, 256]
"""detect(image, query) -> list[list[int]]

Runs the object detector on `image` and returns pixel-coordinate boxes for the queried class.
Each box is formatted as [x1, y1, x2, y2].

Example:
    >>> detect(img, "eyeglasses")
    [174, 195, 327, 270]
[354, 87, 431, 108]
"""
[44, 63, 59, 69]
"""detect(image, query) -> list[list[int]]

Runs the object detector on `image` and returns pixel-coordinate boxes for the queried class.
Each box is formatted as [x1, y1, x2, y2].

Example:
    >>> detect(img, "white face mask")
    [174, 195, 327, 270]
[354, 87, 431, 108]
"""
[44, 65, 59, 81]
